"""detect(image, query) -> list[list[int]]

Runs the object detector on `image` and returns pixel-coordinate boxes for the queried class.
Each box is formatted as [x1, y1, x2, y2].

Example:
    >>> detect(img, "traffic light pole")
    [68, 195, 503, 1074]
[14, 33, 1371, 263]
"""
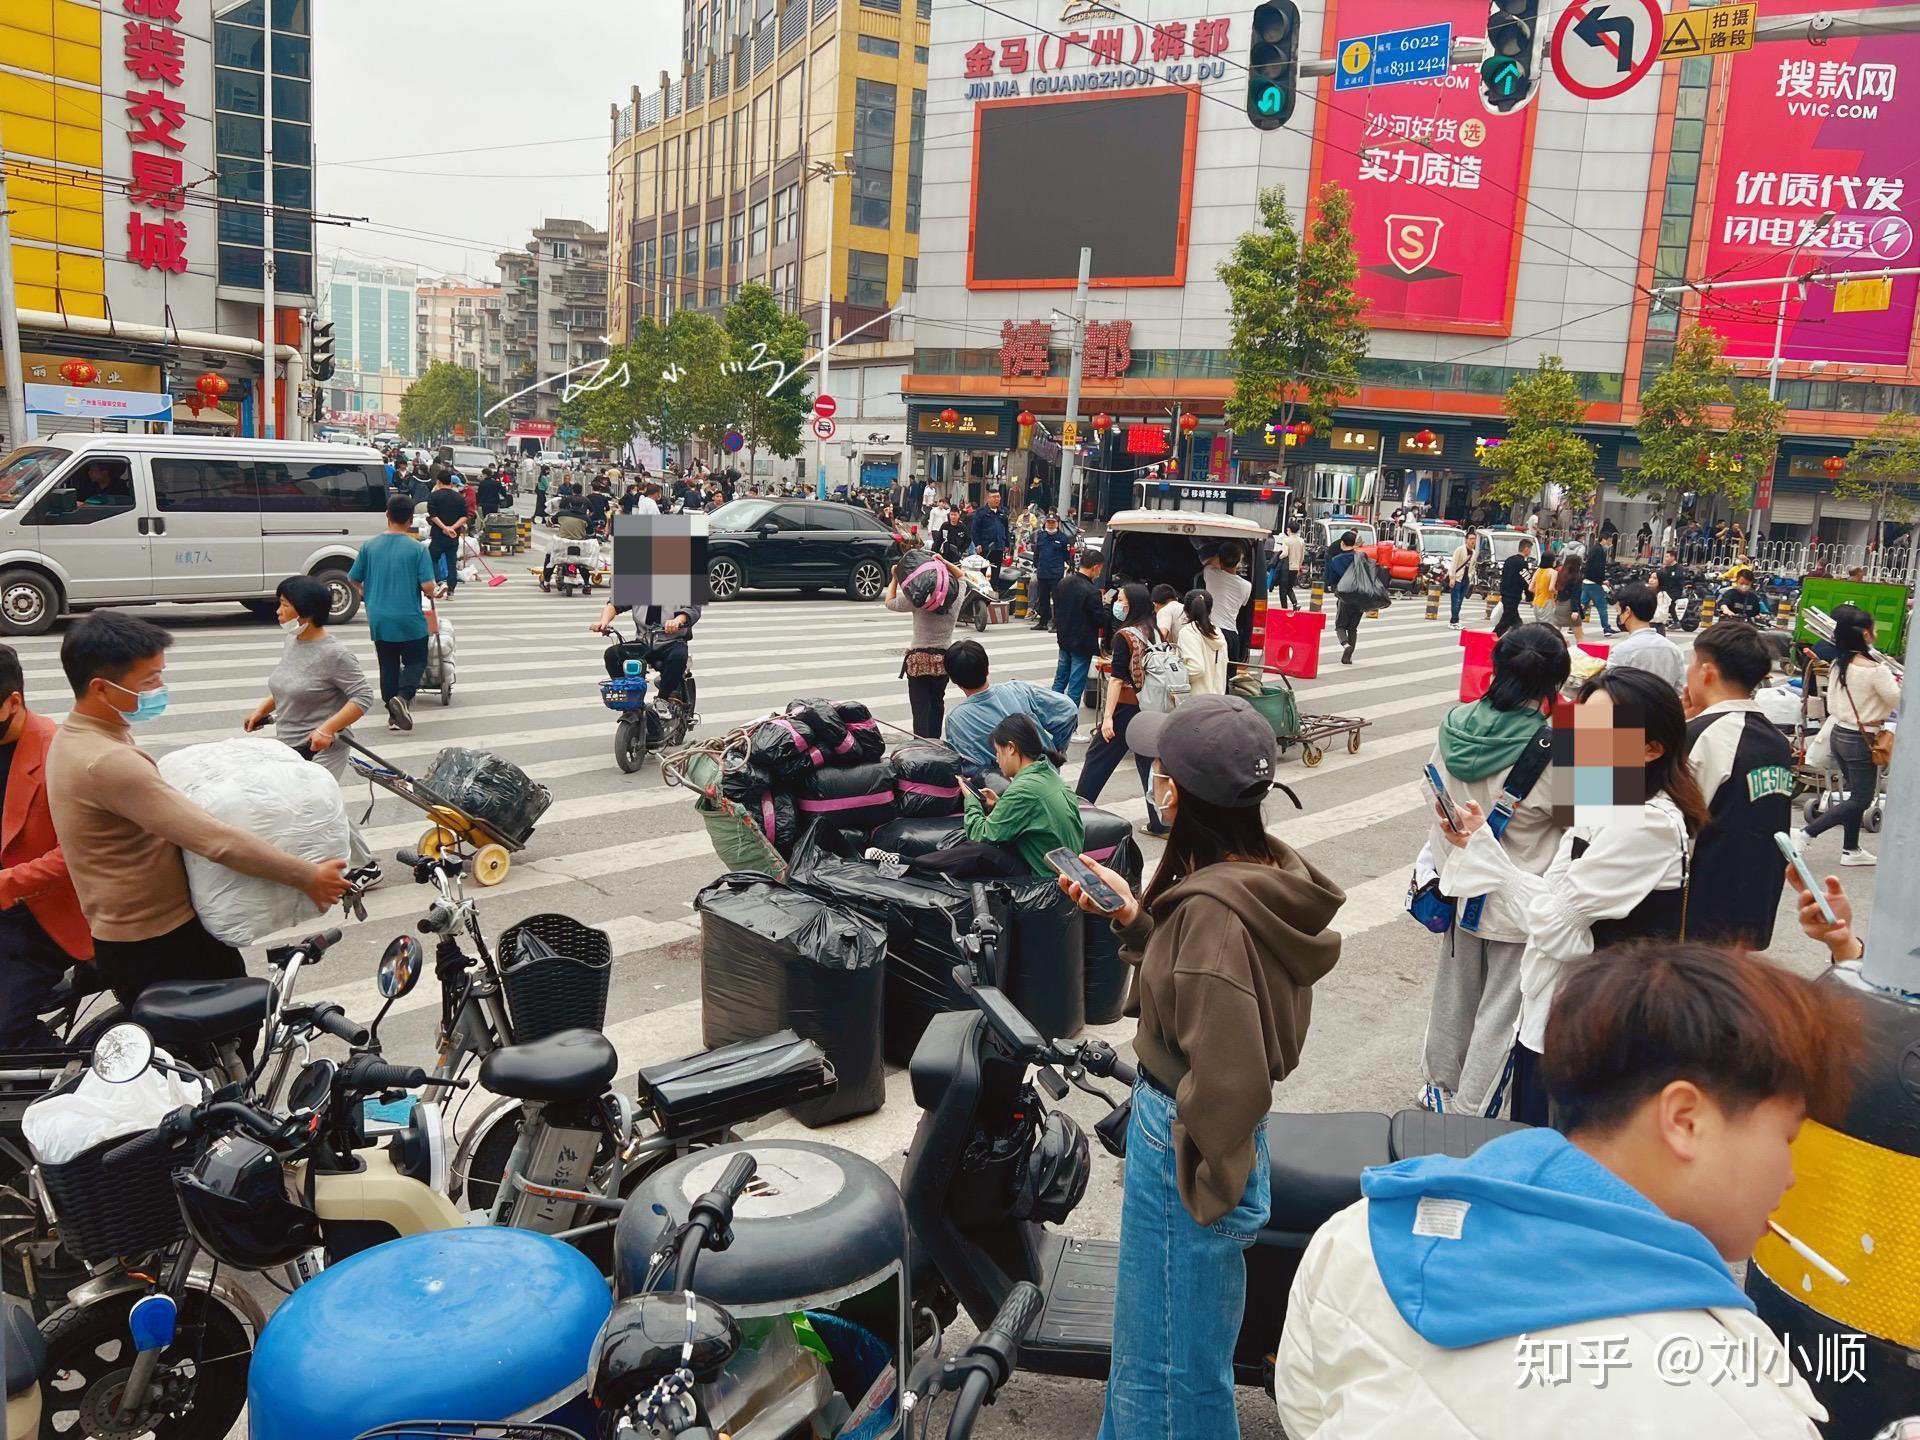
[1060, 246, 1090, 524]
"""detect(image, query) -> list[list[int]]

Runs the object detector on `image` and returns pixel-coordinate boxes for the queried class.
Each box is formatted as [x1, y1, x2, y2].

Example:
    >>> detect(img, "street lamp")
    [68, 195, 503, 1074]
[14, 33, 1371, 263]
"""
[807, 152, 855, 499]
[1758, 208, 1837, 551]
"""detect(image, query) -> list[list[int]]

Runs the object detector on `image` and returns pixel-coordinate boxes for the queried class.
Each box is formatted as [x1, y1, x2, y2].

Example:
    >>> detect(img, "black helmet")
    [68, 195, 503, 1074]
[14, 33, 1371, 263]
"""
[589, 1292, 741, 1415]
[176, 1134, 321, 1270]
[1010, 1110, 1090, 1224]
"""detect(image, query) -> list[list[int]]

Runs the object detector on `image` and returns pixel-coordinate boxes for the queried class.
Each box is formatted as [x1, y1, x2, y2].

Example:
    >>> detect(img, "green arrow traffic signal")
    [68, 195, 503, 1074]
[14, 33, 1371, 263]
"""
[1256, 83, 1284, 114]
[1247, 2, 1300, 129]
[1481, 55, 1522, 94]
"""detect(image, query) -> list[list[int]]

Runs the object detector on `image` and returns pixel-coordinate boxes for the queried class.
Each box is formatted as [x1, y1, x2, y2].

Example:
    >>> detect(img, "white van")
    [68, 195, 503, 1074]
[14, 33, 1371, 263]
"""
[0, 434, 389, 634]
[446, 446, 498, 478]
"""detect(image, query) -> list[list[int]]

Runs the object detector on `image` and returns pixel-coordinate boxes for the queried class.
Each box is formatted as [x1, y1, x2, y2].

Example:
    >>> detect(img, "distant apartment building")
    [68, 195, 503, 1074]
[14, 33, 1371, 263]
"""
[497, 219, 610, 430]
[416, 283, 505, 388]
[317, 254, 416, 423]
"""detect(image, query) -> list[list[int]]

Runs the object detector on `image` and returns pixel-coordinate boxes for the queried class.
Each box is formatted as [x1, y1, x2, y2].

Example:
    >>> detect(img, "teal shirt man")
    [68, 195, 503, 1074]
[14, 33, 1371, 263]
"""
[962, 760, 1085, 876]
[348, 532, 434, 643]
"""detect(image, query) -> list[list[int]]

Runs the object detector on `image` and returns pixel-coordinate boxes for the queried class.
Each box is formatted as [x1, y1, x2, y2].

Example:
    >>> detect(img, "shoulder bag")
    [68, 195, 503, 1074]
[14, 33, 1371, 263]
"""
[1844, 668, 1896, 768]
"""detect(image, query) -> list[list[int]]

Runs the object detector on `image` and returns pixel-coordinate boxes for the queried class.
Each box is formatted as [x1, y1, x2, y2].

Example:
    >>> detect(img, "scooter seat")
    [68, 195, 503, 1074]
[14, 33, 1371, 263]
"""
[1388, 1107, 1526, 1161]
[481, 1028, 618, 1103]
[6, 1298, 44, 1395]
[131, 977, 269, 1048]
[1265, 1111, 1390, 1235]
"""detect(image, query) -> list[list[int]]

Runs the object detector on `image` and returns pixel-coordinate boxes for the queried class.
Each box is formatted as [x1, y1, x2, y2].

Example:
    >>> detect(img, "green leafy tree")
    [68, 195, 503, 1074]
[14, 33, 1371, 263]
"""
[1482, 354, 1598, 513]
[647, 311, 732, 458]
[723, 284, 813, 480]
[1837, 408, 1920, 534]
[1631, 325, 1784, 522]
[399, 362, 500, 444]
[1217, 183, 1369, 446]
[556, 329, 665, 454]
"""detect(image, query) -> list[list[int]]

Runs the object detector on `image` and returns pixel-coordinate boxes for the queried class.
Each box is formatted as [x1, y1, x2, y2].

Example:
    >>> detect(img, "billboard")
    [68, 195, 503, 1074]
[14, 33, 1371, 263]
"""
[1311, 0, 1535, 333]
[1698, 0, 1920, 367]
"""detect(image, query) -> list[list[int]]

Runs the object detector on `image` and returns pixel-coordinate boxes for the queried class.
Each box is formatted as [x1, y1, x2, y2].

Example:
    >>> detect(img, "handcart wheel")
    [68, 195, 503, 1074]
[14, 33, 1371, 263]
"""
[1347, 730, 1362, 754]
[440, 681, 453, 707]
[418, 825, 459, 859]
[1302, 743, 1324, 767]
[1865, 803, 1884, 835]
[471, 844, 511, 887]
[1802, 794, 1826, 824]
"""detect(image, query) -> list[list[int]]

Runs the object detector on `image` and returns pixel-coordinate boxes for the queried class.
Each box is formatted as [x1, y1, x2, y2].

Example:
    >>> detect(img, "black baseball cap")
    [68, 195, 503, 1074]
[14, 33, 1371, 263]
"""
[1126, 696, 1276, 808]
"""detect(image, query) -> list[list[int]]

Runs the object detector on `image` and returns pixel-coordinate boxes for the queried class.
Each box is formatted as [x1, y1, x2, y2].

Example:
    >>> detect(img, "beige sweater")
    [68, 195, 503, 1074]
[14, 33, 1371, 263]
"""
[47, 711, 316, 942]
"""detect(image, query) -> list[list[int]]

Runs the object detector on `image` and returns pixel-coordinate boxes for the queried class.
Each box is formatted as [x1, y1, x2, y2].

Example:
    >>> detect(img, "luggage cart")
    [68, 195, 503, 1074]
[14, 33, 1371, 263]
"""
[340, 736, 536, 886]
[480, 514, 519, 556]
[1289, 712, 1371, 767]
[1233, 665, 1371, 767]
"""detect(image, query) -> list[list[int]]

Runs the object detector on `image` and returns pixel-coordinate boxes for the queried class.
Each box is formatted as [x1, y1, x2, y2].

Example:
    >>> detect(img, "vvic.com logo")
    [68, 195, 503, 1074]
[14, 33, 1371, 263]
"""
[1777, 57, 1898, 120]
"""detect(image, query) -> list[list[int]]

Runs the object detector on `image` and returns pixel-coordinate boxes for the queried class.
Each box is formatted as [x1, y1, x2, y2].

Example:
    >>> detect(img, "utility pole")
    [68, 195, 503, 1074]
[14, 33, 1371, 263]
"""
[0, 128, 29, 449]
[259, 1, 277, 440]
[810, 154, 852, 500]
[1863, 653, 1919, 990]
[1059, 247, 1091, 523]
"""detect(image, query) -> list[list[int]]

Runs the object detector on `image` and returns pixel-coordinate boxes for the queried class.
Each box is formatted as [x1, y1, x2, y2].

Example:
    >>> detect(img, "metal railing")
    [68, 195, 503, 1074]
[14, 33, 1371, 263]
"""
[1581, 534, 1918, 582]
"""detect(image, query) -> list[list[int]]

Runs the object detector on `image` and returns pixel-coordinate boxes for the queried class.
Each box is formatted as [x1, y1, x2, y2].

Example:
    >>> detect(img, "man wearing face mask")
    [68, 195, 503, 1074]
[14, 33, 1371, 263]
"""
[47, 611, 352, 1008]
[0, 645, 92, 1048]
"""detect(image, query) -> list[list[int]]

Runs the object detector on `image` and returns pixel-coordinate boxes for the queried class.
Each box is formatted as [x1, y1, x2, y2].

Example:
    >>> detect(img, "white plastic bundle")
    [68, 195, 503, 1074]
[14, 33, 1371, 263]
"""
[22, 1046, 209, 1164]
[157, 736, 350, 946]
[424, 615, 458, 688]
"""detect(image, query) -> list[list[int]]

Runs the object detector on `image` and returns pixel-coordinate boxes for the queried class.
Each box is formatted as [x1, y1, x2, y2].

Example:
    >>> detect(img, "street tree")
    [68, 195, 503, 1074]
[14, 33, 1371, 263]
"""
[1630, 325, 1784, 526]
[1218, 183, 1369, 447]
[646, 311, 732, 459]
[1837, 408, 1920, 539]
[1482, 354, 1598, 517]
[723, 283, 813, 482]
[399, 362, 500, 444]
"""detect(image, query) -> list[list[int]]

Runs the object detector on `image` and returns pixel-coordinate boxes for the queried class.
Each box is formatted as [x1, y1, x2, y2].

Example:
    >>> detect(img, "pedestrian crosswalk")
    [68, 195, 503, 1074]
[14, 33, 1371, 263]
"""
[15, 578, 1713, 1119]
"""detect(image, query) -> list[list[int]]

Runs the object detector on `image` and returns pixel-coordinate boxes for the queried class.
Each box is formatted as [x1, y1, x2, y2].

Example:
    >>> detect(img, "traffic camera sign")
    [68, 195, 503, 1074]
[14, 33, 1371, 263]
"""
[1550, 0, 1664, 102]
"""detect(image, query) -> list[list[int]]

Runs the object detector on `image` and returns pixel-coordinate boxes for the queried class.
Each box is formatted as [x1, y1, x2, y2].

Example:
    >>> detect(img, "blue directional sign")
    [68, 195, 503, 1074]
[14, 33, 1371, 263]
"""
[1333, 21, 1453, 91]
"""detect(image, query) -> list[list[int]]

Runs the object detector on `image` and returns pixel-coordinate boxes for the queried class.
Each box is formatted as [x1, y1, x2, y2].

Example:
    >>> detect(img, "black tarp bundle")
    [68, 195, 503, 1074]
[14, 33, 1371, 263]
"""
[695, 872, 886, 1126]
[421, 747, 551, 840]
[794, 759, 898, 835]
[888, 741, 966, 818]
[897, 548, 957, 613]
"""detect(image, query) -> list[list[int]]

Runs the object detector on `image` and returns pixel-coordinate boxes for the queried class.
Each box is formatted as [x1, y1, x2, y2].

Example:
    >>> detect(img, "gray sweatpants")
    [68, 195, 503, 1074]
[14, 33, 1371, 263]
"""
[1422, 928, 1525, 1116]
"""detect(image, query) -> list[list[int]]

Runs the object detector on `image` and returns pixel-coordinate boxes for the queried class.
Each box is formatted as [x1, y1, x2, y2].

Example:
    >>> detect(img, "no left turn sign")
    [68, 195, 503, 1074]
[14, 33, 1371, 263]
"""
[1551, 0, 1664, 102]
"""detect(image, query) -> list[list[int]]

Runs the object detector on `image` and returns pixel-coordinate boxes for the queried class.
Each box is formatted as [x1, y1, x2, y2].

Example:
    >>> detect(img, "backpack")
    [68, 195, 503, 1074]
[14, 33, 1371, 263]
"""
[1135, 632, 1191, 714]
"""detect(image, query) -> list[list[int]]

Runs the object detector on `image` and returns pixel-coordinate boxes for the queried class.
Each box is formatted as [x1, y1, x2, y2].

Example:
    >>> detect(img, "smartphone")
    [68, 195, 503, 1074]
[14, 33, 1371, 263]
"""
[1774, 832, 1839, 925]
[1424, 764, 1462, 834]
[958, 777, 987, 806]
[1045, 848, 1127, 914]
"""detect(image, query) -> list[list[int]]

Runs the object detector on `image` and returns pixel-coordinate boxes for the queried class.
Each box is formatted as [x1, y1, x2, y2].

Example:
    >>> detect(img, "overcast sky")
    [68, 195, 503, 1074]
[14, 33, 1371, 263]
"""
[312, 0, 678, 283]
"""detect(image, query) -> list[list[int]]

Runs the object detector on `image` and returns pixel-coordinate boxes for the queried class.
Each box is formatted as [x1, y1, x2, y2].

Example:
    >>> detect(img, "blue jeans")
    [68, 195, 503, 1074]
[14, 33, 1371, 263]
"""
[1580, 580, 1612, 632]
[1449, 578, 1471, 624]
[1098, 1079, 1269, 1440]
[1053, 649, 1092, 704]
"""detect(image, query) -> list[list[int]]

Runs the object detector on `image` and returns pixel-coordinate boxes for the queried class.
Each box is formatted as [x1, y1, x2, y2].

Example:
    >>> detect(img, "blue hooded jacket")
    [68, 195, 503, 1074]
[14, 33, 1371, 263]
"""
[1362, 1128, 1752, 1350]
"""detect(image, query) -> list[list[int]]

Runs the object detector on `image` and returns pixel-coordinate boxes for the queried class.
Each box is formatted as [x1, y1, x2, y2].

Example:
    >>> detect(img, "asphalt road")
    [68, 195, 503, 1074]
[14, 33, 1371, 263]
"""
[13, 523, 1867, 1440]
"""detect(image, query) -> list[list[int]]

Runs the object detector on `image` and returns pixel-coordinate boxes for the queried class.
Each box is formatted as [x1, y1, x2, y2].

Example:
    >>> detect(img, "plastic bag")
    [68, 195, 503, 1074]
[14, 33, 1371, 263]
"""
[695, 873, 886, 1126]
[898, 549, 956, 613]
[1078, 804, 1139, 1026]
[889, 741, 965, 818]
[795, 759, 897, 835]
[22, 1047, 209, 1164]
[1003, 877, 1086, 1042]
[749, 715, 825, 782]
[423, 615, 457, 688]
[784, 697, 853, 762]
[755, 790, 798, 854]
[721, 760, 772, 810]
[421, 746, 552, 840]
[157, 737, 350, 946]
[1336, 554, 1392, 609]
[870, 815, 966, 858]
[834, 701, 887, 764]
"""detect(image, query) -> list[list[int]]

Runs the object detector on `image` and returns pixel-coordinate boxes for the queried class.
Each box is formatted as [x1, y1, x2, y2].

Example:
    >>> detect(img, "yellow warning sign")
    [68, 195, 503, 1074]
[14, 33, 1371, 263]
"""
[1660, 3, 1756, 61]
[1835, 276, 1894, 313]
[1060, 421, 1079, 447]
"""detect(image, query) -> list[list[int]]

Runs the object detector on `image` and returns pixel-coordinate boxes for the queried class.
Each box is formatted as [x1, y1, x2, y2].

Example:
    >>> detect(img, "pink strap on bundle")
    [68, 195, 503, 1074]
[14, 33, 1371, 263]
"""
[906, 559, 949, 610]
[1085, 844, 1117, 862]
[897, 780, 961, 798]
[769, 715, 825, 768]
[760, 794, 777, 839]
[797, 792, 889, 813]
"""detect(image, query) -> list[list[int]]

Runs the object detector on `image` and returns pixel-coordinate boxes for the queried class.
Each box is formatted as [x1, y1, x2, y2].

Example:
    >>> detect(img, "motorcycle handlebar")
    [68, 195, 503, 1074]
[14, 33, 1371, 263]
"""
[418, 902, 456, 935]
[946, 1282, 1044, 1439]
[101, 1119, 182, 1170]
[102, 1098, 289, 1167]
[308, 1003, 371, 1047]
[350, 1060, 429, 1092]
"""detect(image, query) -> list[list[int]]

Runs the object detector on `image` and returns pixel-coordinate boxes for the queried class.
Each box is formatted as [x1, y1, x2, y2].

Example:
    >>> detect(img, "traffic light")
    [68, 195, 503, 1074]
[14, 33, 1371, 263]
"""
[1247, 1, 1301, 130]
[1479, 0, 1545, 115]
[308, 319, 336, 382]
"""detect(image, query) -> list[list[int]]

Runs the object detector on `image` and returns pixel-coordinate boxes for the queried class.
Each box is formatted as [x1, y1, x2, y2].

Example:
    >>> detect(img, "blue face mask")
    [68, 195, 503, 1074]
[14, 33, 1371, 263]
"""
[1112, 600, 1128, 621]
[106, 678, 168, 724]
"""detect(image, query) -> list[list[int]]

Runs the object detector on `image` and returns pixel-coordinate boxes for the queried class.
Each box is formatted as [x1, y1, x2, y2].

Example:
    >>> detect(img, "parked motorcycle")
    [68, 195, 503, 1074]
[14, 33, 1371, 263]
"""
[597, 620, 699, 775]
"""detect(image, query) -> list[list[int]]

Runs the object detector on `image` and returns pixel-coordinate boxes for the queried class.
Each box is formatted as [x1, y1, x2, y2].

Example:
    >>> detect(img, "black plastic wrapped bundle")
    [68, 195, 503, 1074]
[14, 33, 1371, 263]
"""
[794, 759, 897, 835]
[898, 549, 957, 613]
[784, 698, 857, 764]
[889, 741, 965, 818]
[834, 700, 887, 764]
[421, 747, 552, 841]
[748, 714, 826, 781]
[1079, 803, 1142, 1025]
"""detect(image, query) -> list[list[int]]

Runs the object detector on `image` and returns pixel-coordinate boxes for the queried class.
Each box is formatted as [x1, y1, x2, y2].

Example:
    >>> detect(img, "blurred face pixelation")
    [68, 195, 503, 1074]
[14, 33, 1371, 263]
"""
[1551, 693, 1653, 826]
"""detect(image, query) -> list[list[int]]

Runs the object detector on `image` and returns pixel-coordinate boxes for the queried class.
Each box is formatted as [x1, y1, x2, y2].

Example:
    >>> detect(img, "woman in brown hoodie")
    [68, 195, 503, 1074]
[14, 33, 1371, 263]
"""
[1060, 694, 1344, 1440]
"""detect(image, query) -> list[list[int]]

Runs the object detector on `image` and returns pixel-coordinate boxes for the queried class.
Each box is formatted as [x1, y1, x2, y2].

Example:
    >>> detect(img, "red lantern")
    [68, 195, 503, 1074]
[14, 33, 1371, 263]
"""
[196, 372, 230, 401]
[1824, 455, 1845, 478]
[1178, 413, 1199, 434]
[1296, 422, 1314, 438]
[1260, 486, 1274, 501]
[58, 359, 96, 387]
[1092, 412, 1113, 433]
[938, 407, 959, 426]
[183, 392, 204, 415]
[1414, 428, 1436, 448]
[1016, 409, 1035, 428]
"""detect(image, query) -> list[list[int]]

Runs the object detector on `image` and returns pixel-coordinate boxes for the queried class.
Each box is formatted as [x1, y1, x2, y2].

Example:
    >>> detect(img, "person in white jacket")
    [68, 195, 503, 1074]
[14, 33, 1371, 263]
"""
[1173, 590, 1228, 696]
[1276, 941, 1852, 1440]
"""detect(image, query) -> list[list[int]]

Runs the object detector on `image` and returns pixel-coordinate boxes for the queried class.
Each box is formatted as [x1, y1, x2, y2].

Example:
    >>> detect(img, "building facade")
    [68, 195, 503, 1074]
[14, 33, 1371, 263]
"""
[496, 218, 609, 435]
[315, 253, 415, 424]
[1, 0, 315, 444]
[605, 0, 928, 348]
[415, 281, 505, 389]
[910, 0, 1920, 548]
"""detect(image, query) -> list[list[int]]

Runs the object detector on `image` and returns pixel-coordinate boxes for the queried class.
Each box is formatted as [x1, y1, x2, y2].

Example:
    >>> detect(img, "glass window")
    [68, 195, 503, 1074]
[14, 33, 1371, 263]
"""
[258, 460, 384, 513]
[906, 88, 924, 233]
[847, 249, 887, 307]
[729, 211, 745, 263]
[153, 458, 260, 513]
[271, 32, 310, 78]
[1671, 119, 1705, 152]
[773, 185, 795, 246]
[30, 456, 136, 525]
[216, 67, 263, 115]
[767, 504, 812, 530]
[277, 251, 312, 296]
[273, 120, 311, 165]
[903, 256, 917, 292]
[219, 157, 264, 203]
[0, 448, 66, 510]
[272, 76, 310, 121]
[549, 343, 567, 361]
[858, 34, 900, 56]
[275, 164, 312, 211]
[272, 0, 310, 33]
[915, 45, 927, 62]
[220, 244, 264, 287]
[215, 23, 263, 69]
[706, 287, 720, 307]
[852, 78, 896, 228]
[217, 113, 264, 159]
[750, 199, 768, 256]
[225, 0, 265, 22]
[683, 227, 698, 274]
[219, 207, 264, 246]
[707, 219, 723, 271]
[663, 231, 677, 277]
[802, 503, 852, 530]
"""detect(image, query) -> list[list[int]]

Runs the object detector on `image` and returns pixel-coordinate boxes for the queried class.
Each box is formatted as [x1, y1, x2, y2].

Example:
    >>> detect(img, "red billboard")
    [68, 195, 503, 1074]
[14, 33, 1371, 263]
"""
[1311, 0, 1536, 334]
[1698, 0, 1920, 368]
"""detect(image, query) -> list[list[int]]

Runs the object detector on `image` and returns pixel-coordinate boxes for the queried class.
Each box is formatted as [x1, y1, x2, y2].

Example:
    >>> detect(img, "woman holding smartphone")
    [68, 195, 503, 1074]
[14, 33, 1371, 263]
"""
[1076, 581, 1165, 833]
[1058, 695, 1345, 1440]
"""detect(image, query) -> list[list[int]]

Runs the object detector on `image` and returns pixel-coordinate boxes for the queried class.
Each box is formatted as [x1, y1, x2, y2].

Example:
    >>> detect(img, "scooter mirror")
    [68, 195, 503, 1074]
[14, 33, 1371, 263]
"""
[91, 1023, 155, 1084]
[287, 1058, 337, 1115]
[377, 935, 425, 1000]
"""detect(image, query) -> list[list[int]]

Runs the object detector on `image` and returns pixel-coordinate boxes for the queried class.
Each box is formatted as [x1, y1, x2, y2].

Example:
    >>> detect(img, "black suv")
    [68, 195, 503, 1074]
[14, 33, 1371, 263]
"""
[704, 498, 907, 601]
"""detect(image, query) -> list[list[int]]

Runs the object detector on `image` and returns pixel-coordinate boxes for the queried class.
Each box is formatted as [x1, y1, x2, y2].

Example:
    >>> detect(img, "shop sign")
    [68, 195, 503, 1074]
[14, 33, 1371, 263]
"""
[1125, 423, 1168, 455]
[15, 353, 162, 394]
[915, 410, 1004, 441]
[1330, 427, 1382, 453]
[963, 16, 1232, 100]
[998, 319, 1132, 379]
[1788, 454, 1845, 479]
[123, 0, 193, 275]
[1398, 431, 1445, 457]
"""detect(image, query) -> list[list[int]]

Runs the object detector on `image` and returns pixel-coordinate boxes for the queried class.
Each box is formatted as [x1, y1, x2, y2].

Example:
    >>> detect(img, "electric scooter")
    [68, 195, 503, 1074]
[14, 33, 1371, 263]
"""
[900, 960, 1522, 1387]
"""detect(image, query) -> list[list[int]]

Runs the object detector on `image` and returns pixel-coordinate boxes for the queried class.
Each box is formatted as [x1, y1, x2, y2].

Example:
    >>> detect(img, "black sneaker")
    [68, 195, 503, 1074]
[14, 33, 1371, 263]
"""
[387, 695, 413, 731]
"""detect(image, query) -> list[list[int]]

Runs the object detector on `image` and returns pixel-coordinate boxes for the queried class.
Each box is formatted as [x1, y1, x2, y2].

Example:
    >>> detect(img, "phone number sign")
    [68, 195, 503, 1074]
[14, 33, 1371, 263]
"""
[1335, 22, 1452, 91]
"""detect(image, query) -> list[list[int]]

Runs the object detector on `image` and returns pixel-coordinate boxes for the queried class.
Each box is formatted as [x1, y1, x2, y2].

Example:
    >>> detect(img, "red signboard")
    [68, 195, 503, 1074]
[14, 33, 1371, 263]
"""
[123, 1, 191, 274]
[1126, 424, 1168, 455]
[1311, 0, 1536, 333]
[1697, 0, 1919, 367]
[508, 421, 557, 439]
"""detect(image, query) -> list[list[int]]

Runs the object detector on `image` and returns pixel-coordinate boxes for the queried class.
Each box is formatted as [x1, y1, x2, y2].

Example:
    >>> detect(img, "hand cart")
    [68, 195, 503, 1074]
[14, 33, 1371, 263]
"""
[421, 597, 455, 708]
[340, 736, 538, 887]
[1232, 665, 1372, 767]
[480, 513, 520, 556]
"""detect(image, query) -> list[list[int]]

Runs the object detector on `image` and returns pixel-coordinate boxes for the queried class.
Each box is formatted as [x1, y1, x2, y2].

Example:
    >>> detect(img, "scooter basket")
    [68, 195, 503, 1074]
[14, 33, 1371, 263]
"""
[599, 675, 651, 713]
[633, 1029, 836, 1140]
[499, 915, 613, 1043]
[36, 1120, 203, 1265]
